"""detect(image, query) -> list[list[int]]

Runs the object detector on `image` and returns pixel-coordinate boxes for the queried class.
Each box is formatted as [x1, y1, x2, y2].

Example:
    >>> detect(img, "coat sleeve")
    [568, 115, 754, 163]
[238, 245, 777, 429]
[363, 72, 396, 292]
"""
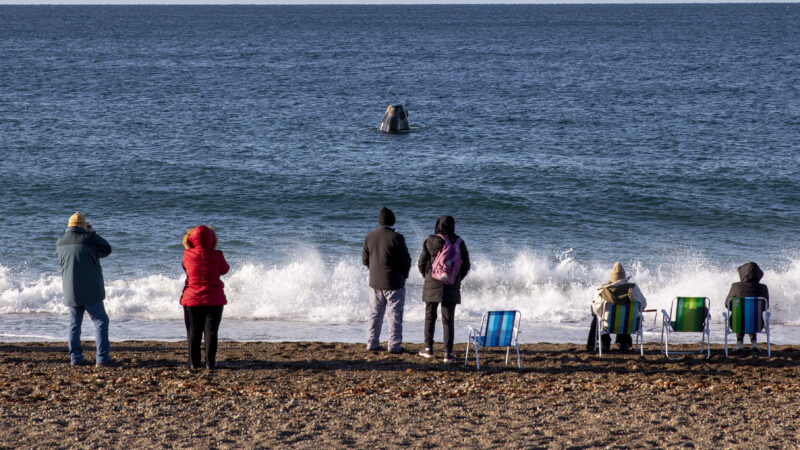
[361, 238, 370, 267]
[458, 240, 470, 280]
[591, 294, 605, 317]
[89, 233, 112, 258]
[397, 235, 412, 280]
[724, 283, 736, 309]
[632, 285, 647, 311]
[218, 251, 230, 275]
[417, 238, 430, 276]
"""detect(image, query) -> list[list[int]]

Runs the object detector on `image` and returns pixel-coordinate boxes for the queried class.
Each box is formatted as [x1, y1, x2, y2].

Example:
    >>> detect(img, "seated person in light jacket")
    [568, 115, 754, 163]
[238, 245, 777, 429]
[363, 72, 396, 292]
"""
[591, 262, 647, 352]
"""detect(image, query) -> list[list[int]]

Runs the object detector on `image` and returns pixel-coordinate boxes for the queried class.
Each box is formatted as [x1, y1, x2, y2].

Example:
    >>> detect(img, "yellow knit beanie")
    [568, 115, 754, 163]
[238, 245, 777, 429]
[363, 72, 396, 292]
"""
[608, 262, 626, 283]
[68, 212, 86, 229]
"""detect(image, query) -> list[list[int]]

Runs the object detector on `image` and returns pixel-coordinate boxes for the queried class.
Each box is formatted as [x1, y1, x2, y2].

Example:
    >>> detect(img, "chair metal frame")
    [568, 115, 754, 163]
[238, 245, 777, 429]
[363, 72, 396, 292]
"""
[595, 300, 644, 357]
[660, 297, 711, 359]
[722, 296, 771, 357]
[465, 310, 521, 370]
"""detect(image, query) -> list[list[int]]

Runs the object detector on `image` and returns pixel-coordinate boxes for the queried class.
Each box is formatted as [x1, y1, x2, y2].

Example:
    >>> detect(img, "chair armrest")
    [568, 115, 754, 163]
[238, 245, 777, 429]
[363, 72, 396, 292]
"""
[661, 309, 671, 323]
[722, 311, 728, 321]
[764, 311, 772, 322]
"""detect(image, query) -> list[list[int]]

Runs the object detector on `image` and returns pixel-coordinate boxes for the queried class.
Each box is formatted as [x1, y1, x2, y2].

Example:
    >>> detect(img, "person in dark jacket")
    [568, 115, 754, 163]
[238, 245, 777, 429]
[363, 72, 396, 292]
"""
[56, 212, 113, 367]
[362, 207, 412, 353]
[725, 262, 770, 351]
[417, 215, 470, 363]
[181, 225, 230, 370]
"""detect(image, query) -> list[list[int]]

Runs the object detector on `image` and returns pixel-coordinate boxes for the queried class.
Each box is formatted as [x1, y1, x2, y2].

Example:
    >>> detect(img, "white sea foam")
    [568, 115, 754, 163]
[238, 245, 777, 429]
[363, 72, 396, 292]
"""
[3, 249, 800, 326]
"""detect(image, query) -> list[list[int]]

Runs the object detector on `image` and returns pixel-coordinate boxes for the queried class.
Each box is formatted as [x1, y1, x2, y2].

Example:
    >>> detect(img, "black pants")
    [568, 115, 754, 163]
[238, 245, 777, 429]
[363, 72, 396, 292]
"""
[590, 314, 631, 351]
[424, 302, 456, 354]
[183, 305, 224, 368]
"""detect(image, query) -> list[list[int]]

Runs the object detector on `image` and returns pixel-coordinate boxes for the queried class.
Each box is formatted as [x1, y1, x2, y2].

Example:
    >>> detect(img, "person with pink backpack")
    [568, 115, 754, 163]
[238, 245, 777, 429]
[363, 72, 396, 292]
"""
[417, 215, 471, 363]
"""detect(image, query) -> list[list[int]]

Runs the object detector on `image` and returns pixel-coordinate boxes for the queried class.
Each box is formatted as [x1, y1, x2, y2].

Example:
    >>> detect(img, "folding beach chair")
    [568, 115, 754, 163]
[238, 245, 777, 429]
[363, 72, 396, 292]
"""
[723, 297, 771, 357]
[660, 297, 711, 359]
[595, 300, 644, 356]
[465, 310, 521, 369]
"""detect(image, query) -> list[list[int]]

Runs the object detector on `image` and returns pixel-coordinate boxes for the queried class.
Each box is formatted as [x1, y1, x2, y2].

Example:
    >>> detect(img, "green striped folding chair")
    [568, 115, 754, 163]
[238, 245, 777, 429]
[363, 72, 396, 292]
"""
[660, 297, 711, 359]
[465, 311, 521, 369]
[723, 297, 771, 357]
[595, 300, 644, 356]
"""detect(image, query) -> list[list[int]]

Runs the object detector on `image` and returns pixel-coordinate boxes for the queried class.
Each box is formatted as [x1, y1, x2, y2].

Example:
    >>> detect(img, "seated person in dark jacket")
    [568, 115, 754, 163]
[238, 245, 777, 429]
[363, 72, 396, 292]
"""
[725, 262, 769, 351]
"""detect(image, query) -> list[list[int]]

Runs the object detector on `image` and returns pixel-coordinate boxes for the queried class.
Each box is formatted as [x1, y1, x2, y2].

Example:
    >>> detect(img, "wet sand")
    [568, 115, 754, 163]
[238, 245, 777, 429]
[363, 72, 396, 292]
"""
[1, 341, 799, 448]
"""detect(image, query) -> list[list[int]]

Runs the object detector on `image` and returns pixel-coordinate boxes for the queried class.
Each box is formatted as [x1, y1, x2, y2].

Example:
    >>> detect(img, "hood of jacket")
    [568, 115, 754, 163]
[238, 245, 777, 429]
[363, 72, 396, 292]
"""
[186, 225, 217, 250]
[434, 215, 455, 238]
[737, 262, 764, 283]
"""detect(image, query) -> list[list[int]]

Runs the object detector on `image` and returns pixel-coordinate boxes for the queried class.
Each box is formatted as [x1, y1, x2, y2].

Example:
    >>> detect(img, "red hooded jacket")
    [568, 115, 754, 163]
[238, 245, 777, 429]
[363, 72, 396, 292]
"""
[180, 226, 230, 307]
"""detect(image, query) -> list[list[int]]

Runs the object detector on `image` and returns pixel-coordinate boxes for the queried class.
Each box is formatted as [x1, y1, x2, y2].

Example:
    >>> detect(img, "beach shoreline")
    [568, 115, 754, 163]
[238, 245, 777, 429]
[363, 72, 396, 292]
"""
[2, 340, 799, 447]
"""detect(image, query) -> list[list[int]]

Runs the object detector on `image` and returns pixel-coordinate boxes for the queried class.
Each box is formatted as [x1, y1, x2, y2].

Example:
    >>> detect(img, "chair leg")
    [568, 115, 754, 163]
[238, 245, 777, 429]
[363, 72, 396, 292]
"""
[475, 347, 480, 370]
[516, 343, 521, 369]
[464, 340, 471, 366]
[724, 320, 729, 358]
[505, 347, 510, 365]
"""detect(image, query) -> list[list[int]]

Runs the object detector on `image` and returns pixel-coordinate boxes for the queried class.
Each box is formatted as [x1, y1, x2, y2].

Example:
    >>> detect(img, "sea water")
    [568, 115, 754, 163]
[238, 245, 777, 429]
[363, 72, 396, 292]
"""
[1, 5, 799, 344]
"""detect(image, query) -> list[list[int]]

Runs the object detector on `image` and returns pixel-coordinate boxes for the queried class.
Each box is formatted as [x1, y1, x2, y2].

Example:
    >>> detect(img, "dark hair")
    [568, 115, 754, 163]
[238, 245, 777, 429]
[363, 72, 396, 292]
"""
[434, 215, 455, 238]
[378, 206, 396, 226]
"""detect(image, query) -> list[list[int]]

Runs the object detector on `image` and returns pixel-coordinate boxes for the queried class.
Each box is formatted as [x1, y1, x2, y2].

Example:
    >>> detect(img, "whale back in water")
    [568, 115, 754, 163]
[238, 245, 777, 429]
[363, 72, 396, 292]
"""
[379, 104, 409, 133]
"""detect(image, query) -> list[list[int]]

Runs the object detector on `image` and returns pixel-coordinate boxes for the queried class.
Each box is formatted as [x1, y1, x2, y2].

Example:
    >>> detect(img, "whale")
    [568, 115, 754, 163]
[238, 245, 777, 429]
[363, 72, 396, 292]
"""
[379, 104, 409, 133]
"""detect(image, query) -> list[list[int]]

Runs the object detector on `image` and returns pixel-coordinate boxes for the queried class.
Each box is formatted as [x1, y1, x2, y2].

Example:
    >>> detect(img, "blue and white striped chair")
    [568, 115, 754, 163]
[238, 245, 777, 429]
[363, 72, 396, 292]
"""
[465, 310, 521, 369]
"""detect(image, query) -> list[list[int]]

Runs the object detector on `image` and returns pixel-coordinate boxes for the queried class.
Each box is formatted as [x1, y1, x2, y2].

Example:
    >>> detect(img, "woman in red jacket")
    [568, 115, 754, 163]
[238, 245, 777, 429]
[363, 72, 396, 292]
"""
[181, 225, 230, 370]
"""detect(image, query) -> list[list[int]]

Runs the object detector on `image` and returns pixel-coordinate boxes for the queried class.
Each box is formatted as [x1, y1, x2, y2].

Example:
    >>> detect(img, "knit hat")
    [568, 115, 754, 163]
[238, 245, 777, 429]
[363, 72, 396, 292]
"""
[68, 212, 86, 229]
[378, 206, 396, 226]
[608, 262, 627, 283]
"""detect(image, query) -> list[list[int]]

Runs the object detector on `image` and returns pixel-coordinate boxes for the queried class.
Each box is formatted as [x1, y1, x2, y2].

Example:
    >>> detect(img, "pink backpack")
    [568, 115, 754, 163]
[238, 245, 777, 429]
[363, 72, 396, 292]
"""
[431, 234, 463, 285]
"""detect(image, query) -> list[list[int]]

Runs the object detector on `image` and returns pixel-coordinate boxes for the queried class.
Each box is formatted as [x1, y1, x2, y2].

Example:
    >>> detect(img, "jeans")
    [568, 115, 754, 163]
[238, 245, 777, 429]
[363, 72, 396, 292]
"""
[424, 302, 456, 354]
[367, 288, 405, 352]
[183, 306, 224, 368]
[68, 302, 110, 364]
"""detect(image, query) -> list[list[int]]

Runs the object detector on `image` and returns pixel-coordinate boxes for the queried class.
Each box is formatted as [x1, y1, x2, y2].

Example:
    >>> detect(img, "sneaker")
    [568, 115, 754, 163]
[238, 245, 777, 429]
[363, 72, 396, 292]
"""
[70, 359, 90, 367]
[751, 342, 761, 352]
[95, 360, 115, 368]
[388, 347, 406, 354]
[418, 348, 434, 358]
[443, 353, 455, 363]
[735, 341, 744, 351]
[367, 345, 385, 353]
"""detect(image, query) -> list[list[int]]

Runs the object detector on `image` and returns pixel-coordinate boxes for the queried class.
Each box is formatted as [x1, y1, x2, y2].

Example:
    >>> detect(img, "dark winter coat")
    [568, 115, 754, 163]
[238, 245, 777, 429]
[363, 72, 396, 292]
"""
[417, 216, 471, 304]
[362, 226, 412, 290]
[180, 226, 230, 307]
[726, 262, 769, 309]
[56, 227, 112, 307]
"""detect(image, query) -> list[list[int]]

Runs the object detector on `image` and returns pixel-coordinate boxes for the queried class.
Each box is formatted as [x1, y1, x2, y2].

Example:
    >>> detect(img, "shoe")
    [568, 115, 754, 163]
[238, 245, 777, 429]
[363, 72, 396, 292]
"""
[95, 360, 115, 368]
[388, 347, 406, 354]
[70, 359, 90, 366]
[751, 342, 761, 352]
[367, 345, 385, 353]
[418, 348, 434, 358]
[735, 341, 744, 351]
[443, 353, 455, 363]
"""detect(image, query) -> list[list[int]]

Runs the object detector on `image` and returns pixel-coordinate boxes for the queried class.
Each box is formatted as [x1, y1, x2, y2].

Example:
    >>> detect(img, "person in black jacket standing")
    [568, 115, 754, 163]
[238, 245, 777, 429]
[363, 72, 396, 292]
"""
[417, 215, 470, 363]
[725, 262, 770, 351]
[362, 207, 412, 353]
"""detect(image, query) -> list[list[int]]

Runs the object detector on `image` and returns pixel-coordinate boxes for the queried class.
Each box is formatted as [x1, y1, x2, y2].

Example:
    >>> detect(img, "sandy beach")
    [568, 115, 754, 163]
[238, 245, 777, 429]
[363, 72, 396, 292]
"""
[1, 340, 799, 448]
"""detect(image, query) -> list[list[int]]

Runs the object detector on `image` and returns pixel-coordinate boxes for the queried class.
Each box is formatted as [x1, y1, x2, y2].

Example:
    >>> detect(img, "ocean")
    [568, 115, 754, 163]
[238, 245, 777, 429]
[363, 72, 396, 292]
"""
[1, 4, 799, 344]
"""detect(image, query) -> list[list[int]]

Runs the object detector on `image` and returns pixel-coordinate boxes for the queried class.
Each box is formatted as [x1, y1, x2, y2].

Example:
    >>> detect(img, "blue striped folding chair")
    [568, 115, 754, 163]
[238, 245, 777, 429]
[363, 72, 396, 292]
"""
[465, 311, 521, 369]
[595, 300, 644, 356]
[723, 297, 771, 357]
